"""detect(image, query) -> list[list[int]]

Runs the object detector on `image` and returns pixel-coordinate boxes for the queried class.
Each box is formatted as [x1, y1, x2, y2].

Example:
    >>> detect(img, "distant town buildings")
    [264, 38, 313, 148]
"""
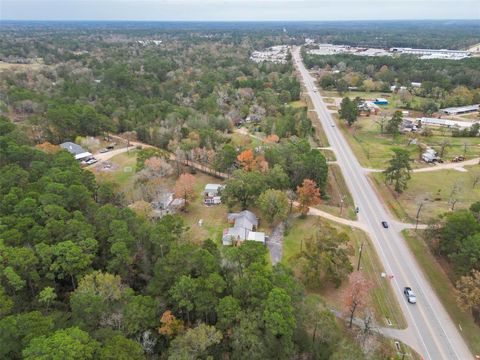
[307, 44, 390, 57]
[137, 40, 162, 46]
[250, 45, 290, 64]
[305, 43, 471, 61]
[390, 47, 471, 60]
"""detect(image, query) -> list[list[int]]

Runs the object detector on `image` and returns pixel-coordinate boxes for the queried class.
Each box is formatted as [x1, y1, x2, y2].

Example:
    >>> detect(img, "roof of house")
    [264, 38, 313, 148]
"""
[237, 210, 258, 226]
[234, 217, 254, 231]
[204, 184, 223, 193]
[60, 142, 87, 156]
[247, 231, 265, 243]
[75, 152, 93, 160]
[223, 227, 249, 241]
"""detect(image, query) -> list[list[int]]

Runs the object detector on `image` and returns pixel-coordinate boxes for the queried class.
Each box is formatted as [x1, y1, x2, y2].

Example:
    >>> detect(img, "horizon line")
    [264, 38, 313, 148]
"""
[2, 18, 479, 22]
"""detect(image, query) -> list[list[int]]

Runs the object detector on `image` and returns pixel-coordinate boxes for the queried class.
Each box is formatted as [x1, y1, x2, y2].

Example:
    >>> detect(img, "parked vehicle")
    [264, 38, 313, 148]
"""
[403, 287, 417, 304]
[381, 221, 389, 228]
[99, 148, 109, 153]
[86, 158, 98, 165]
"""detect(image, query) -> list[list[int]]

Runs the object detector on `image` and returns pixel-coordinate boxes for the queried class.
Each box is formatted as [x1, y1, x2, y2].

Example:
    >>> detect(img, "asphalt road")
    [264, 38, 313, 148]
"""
[293, 47, 473, 360]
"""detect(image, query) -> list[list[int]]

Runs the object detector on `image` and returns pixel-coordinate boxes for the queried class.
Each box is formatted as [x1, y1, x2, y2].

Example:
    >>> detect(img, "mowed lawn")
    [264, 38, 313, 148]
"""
[371, 165, 480, 222]
[283, 216, 406, 329]
[181, 172, 228, 244]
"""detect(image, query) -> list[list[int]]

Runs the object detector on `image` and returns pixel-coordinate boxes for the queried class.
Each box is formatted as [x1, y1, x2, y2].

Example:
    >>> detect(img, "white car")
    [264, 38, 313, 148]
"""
[86, 158, 98, 165]
[403, 287, 417, 304]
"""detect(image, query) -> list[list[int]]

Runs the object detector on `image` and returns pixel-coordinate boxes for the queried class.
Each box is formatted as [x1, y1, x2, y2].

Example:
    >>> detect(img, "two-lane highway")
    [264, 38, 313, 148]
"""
[293, 47, 473, 360]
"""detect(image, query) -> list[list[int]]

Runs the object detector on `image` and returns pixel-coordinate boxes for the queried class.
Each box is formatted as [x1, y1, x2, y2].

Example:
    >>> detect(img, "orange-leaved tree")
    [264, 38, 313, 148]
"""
[237, 149, 269, 172]
[174, 173, 196, 211]
[265, 134, 280, 143]
[159, 310, 184, 338]
[237, 149, 256, 171]
[296, 179, 321, 215]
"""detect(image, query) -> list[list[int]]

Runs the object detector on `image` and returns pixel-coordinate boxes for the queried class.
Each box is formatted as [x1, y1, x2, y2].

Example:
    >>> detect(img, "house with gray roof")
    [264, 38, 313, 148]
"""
[223, 210, 264, 246]
[60, 142, 93, 161]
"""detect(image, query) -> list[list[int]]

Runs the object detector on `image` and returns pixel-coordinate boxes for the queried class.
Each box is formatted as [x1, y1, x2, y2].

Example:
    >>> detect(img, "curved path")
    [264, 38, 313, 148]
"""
[363, 158, 480, 174]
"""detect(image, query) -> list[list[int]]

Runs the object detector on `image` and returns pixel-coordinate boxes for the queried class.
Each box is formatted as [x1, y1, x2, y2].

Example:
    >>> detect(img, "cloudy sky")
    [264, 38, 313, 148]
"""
[1, 0, 479, 21]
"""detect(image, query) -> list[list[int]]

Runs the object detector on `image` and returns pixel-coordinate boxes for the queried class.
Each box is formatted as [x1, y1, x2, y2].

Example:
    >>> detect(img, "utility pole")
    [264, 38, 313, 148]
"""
[415, 202, 424, 231]
[357, 242, 364, 271]
[339, 194, 346, 216]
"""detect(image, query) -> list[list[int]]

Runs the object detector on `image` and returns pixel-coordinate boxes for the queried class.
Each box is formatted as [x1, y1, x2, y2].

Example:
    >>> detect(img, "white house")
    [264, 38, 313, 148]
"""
[204, 184, 223, 205]
[204, 184, 223, 197]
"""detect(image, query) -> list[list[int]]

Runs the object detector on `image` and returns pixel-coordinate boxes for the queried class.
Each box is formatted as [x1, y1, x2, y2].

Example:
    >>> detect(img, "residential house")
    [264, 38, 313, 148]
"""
[151, 192, 185, 218]
[223, 210, 265, 246]
[204, 184, 223, 205]
[60, 142, 93, 161]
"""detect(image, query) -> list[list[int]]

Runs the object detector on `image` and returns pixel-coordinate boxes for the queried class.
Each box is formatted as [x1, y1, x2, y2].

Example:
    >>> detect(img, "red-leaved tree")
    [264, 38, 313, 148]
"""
[343, 271, 373, 328]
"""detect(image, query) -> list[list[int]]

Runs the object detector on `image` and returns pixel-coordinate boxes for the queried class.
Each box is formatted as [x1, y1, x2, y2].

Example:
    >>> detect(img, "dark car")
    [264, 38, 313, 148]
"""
[403, 287, 417, 304]
[381, 221, 389, 228]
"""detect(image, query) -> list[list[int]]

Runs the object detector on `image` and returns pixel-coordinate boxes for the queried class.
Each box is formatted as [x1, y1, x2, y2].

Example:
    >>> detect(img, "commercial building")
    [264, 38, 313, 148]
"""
[373, 98, 389, 105]
[416, 117, 476, 129]
[440, 104, 480, 116]
[389, 47, 471, 60]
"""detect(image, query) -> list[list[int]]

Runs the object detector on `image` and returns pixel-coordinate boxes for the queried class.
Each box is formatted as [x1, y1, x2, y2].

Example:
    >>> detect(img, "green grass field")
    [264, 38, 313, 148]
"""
[403, 230, 480, 355]
[92, 151, 139, 199]
[283, 216, 406, 328]
[371, 165, 480, 222]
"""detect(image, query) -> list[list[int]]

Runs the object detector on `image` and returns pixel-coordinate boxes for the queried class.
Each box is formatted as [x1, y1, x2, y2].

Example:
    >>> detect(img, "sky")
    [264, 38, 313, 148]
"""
[1, 0, 479, 21]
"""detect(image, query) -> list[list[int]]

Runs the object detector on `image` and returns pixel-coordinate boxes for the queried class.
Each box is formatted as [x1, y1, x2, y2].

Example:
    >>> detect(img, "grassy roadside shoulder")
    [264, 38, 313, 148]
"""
[283, 216, 406, 329]
[402, 229, 480, 355]
[302, 90, 330, 147]
[318, 164, 357, 220]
